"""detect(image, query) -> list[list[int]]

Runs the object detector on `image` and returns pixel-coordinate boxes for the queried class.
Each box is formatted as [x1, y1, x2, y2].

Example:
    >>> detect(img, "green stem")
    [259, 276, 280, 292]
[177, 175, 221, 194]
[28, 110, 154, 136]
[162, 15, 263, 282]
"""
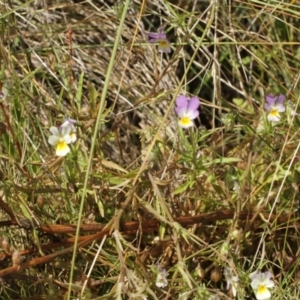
[66, 1, 131, 298]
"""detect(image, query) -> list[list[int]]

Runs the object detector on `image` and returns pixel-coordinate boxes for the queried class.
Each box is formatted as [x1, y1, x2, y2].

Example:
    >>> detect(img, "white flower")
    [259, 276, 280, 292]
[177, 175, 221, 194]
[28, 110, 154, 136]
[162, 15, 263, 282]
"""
[155, 267, 168, 288]
[60, 118, 77, 143]
[250, 270, 274, 300]
[224, 267, 239, 297]
[48, 126, 72, 156]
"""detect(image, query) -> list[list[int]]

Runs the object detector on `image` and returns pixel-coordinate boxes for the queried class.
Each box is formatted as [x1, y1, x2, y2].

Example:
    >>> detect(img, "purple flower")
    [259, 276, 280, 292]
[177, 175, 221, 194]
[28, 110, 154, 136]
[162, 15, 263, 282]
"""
[147, 27, 171, 53]
[264, 94, 285, 122]
[61, 117, 76, 129]
[175, 95, 200, 128]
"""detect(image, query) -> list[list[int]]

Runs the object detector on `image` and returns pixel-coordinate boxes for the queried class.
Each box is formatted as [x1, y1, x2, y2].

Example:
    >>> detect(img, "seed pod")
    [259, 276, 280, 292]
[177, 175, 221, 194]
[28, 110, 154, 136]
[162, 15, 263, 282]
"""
[12, 250, 21, 267]
[210, 266, 222, 283]
[2, 239, 10, 254]
[37, 196, 45, 209]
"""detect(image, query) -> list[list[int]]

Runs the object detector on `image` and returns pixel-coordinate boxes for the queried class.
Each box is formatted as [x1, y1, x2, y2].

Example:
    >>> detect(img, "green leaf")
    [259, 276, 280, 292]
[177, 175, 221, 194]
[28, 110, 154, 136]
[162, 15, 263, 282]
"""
[173, 180, 194, 195]
[75, 72, 85, 109]
[203, 157, 241, 166]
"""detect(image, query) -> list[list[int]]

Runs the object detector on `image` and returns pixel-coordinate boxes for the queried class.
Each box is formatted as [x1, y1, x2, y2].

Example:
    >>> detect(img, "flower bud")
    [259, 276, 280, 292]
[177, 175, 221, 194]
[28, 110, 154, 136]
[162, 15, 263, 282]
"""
[210, 266, 222, 283]
[196, 264, 205, 280]
[220, 241, 230, 256]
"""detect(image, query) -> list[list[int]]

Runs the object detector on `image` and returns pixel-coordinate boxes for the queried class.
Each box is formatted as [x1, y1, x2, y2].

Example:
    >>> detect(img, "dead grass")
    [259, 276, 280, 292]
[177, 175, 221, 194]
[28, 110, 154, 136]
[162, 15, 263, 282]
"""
[0, 0, 300, 299]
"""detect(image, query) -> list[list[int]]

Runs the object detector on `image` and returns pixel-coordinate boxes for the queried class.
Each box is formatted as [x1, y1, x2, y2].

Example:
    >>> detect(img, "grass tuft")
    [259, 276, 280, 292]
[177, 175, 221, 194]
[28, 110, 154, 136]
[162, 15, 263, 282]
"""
[0, 0, 300, 299]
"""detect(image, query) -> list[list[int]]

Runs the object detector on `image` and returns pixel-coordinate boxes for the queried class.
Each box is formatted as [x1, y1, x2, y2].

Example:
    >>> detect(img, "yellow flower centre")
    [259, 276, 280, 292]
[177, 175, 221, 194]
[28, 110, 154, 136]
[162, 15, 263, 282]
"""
[257, 285, 267, 294]
[269, 109, 279, 117]
[159, 40, 168, 48]
[180, 117, 192, 126]
[57, 140, 67, 151]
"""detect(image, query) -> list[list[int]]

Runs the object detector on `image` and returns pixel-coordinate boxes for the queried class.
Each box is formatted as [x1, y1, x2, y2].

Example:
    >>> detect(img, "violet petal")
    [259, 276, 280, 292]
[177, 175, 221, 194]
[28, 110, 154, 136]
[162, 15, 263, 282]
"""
[188, 96, 200, 111]
[147, 32, 159, 39]
[277, 94, 285, 105]
[188, 110, 199, 120]
[265, 94, 276, 105]
[175, 106, 187, 118]
[176, 95, 188, 108]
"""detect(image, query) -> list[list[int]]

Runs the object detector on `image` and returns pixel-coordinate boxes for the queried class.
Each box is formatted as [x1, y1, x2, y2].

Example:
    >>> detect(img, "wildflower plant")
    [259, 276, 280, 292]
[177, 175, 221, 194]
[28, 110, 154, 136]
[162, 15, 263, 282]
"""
[224, 267, 239, 297]
[175, 95, 200, 128]
[4, 0, 300, 299]
[250, 270, 274, 300]
[48, 118, 77, 156]
[147, 27, 171, 53]
[155, 266, 168, 288]
[264, 94, 286, 122]
[48, 125, 73, 157]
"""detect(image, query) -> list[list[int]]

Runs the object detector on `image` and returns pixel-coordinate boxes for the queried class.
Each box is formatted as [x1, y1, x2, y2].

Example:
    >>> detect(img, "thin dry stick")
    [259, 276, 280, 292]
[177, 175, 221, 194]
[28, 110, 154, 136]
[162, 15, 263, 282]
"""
[0, 231, 105, 278]
[80, 235, 107, 296]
